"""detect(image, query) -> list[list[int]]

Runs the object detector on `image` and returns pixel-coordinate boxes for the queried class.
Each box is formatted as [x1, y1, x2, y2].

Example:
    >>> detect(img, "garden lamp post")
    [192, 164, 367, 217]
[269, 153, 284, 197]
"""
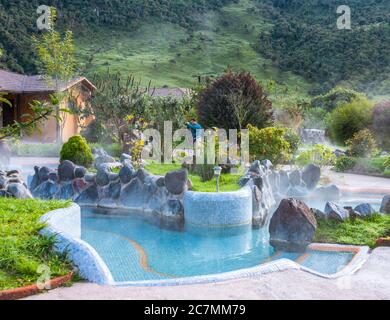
[213, 166, 222, 192]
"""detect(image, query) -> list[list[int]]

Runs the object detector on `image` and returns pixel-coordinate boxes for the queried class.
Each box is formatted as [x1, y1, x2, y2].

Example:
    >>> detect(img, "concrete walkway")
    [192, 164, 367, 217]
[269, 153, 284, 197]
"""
[26, 247, 390, 300]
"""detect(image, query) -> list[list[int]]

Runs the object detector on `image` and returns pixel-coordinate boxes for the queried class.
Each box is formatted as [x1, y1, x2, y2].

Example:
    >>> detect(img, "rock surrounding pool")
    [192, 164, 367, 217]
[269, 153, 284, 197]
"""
[81, 207, 358, 283]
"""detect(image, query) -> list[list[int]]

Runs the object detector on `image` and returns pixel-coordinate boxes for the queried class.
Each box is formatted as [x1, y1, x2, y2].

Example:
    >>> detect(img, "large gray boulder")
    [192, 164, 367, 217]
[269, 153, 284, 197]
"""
[119, 163, 135, 184]
[38, 166, 51, 182]
[302, 164, 321, 190]
[74, 166, 87, 179]
[75, 185, 99, 206]
[96, 169, 110, 187]
[119, 178, 146, 208]
[325, 202, 349, 221]
[380, 195, 390, 214]
[165, 169, 188, 195]
[32, 180, 59, 199]
[269, 198, 317, 252]
[354, 203, 376, 217]
[58, 160, 75, 182]
[7, 183, 33, 199]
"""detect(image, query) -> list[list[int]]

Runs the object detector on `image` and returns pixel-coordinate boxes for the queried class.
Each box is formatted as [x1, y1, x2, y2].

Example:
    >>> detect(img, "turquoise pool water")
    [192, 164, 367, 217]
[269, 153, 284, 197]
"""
[81, 207, 356, 283]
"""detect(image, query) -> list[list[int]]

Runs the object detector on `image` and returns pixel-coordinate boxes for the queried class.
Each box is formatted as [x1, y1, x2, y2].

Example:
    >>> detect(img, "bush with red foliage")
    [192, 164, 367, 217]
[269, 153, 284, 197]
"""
[197, 71, 273, 130]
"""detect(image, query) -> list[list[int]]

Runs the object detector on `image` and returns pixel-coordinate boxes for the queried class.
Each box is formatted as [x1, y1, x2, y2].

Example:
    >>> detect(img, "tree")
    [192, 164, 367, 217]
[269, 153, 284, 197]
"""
[197, 71, 273, 131]
[32, 7, 76, 142]
[79, 70, 150, 152]
[327, 97, 374, 145]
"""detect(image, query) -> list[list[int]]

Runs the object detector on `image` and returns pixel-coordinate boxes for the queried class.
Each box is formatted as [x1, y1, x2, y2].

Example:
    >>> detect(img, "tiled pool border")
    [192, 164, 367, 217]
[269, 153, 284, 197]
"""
[41, 203, 371, 286]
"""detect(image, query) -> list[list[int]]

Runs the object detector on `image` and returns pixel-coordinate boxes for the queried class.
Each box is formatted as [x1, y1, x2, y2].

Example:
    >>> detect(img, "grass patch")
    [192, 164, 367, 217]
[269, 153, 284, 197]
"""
[314, 214, 390, 248]
[144, 163, 241, 192]
[0, 198, 74, 291]
[9, 142, 61, 157]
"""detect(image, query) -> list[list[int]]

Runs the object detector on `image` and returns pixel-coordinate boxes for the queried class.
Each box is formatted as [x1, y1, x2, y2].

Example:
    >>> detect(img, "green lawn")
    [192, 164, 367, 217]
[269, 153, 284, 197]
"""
[144, 162, 242, 192]
[0, 199, 74, 290]
[314, 214, 390, 248]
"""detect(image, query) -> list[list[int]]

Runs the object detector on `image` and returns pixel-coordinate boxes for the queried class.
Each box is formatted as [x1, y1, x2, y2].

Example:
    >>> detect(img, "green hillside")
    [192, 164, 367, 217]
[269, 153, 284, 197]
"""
[76, 0, 310, 98]
[1, 0, 390, 98]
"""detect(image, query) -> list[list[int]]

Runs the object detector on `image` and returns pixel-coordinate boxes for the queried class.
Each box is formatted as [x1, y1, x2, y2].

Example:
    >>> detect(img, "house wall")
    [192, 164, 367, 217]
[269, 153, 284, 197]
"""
[7, 83, 94, 143]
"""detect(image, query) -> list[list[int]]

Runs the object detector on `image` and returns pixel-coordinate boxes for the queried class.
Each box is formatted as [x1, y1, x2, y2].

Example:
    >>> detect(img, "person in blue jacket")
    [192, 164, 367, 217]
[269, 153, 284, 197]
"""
[186, 119, 202, 142]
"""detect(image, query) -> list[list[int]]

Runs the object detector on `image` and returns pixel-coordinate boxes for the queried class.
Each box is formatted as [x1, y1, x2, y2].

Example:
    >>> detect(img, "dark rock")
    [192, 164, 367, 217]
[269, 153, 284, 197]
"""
[252, 186, 268, 228]
[249, 160, 263, 175]
[261, 159, 273, 170]
[354, 203, 375, 217]
[75, 166, 87, 178]
[0, 176, 7, 189]
[288, 170, 301, 186]
[238, 175, 251, 187]
[58, 160, 75, 181]
[119, 178, 145, 208]
[311, 208, 326, 220]
[108, 173, 119, 182]
[334, 149, 346, 158]
[269, 198, 317, 252]
[84, 174, 96, 183]
[302, 164, 321, 190]
[165, 169, 188, 195]
[0, 190, 11, 197]
[6, 170, 19, 177]
[156, 177, 165, 187]
[38, 167, 51, 182]
[8, 178, 23, 184]
[29, 166, 40, 190]
[7, 183, 33, 199]
[75, 184, 99, 205]
[72, 178, 88, 194]
[48, 172, 59, 182]
[96, 169, 110, 187]
[32, 180, 58, 200]
[108, 181, 122, 199]
[253, 176, 263, 191]
[56, 183, 74, 200]
[166, 199, 183, 216]
[136, 169, 148, 183]
[380, 195, 390, 214]
[120, 153, 132, 163]
[119, 163, 136, 184]
[325, 202, 349, 221]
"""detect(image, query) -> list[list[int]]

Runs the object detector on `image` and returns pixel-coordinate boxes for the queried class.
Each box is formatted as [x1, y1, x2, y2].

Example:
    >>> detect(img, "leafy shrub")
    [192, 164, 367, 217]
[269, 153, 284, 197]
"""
[303, 107, 328, 129]
[327, 97, 373, 145]
[283, 128, 301, 155]
[248, 125, 291, 164]
[311, 87, 365, 112]
[60, 135, 94, 167]
[385, 157, 390, 169]
[372, 101, 390, 149]
[198, 71, 273, 130]
[346, 129, 378, 157]
[334, 156, 357, 172]
[296, 144, 336, 167]
[81, 120, 111, 144]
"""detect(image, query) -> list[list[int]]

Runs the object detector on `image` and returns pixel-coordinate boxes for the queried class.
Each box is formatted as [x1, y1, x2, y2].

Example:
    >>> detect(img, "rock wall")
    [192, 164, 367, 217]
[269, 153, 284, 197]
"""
[0, 170, 32, 199]
[239, 160, 340, 227]
[29, 156, 189, 220]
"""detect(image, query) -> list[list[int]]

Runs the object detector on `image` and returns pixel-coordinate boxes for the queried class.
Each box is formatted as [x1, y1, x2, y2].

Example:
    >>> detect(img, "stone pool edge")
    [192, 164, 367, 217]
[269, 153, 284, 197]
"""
[40, 203, 372, 287]
[39, 203, 114, 285]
